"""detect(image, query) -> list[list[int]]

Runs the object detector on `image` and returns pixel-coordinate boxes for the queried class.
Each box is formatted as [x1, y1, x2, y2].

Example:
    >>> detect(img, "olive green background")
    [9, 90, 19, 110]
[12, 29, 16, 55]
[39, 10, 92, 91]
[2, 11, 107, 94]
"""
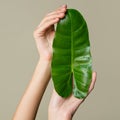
[0, 0, 120, 120]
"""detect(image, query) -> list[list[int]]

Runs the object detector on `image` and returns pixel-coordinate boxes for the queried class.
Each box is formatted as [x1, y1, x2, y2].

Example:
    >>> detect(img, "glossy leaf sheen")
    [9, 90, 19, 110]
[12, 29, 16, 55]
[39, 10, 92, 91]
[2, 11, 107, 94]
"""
[51, 9, 92, 99]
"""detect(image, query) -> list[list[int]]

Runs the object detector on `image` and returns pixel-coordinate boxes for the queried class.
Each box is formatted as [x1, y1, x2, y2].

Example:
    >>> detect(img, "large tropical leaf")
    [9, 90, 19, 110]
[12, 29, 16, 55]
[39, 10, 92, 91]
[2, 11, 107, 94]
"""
[51, 9, 92, 99]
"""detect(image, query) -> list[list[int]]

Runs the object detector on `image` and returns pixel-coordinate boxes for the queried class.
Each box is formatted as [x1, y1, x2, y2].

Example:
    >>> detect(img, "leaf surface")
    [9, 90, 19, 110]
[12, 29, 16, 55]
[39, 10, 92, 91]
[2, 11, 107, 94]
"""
[51, 9, 92, 98]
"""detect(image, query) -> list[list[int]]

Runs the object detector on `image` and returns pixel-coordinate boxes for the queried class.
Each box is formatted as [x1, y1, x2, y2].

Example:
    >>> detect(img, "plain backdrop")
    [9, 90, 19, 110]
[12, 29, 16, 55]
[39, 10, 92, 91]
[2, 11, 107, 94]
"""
[0, 0, 120, 120]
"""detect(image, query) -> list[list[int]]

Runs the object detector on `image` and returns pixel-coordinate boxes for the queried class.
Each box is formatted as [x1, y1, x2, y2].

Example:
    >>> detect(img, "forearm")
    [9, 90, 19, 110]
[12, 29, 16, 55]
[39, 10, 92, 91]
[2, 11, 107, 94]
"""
[13, 58, 51, 120]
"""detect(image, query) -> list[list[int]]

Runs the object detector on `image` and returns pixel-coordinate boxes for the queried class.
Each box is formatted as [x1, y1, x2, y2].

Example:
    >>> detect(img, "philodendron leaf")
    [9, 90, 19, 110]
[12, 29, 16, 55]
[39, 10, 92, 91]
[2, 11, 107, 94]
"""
[51, 9, 92, 99]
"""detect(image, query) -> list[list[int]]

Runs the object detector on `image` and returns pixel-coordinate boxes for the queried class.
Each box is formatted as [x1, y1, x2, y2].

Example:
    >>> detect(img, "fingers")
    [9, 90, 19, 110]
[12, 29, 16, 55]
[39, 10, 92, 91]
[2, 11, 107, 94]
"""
[35, 5, 67, 34]
[40, 5, 67, 25]
[57, 4, 67, 11]
[41, 5, 66, 25]
[89, 72, 97, 93]
[36, 18, 59, 34]
[47, 5, 67, 16]
[40, 12, 65, 28]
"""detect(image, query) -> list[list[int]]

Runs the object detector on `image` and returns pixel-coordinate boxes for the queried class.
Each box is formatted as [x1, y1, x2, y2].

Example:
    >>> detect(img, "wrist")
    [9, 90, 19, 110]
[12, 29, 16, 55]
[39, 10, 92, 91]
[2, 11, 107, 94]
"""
[39, 56, 51, 64]
[39, 50, 52, 62]
[48, 111, 72, 120]
[48, 116, 71, 120]
[36, 58, 51, 82]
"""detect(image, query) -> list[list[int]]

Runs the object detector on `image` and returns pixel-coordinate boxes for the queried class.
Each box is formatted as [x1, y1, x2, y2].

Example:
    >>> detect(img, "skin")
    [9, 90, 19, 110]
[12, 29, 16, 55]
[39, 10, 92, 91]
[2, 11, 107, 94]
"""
[13, 5, 97, 120]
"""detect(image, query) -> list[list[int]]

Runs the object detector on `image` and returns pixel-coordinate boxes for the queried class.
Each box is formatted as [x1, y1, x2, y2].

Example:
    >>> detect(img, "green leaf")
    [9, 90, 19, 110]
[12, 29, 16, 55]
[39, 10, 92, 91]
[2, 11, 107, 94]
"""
[51, 9, 92, 99]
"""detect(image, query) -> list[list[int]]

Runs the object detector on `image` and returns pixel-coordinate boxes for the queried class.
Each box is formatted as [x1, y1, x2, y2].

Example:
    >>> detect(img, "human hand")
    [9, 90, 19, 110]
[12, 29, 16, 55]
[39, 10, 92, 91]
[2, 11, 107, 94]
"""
[33, 5, 67, 61]
[48, 72, 97, 120]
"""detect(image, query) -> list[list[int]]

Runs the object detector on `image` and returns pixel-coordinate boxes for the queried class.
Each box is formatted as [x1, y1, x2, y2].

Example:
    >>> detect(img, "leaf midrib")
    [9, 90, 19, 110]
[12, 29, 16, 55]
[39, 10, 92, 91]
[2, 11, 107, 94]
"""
[68, 11, 73, 73]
